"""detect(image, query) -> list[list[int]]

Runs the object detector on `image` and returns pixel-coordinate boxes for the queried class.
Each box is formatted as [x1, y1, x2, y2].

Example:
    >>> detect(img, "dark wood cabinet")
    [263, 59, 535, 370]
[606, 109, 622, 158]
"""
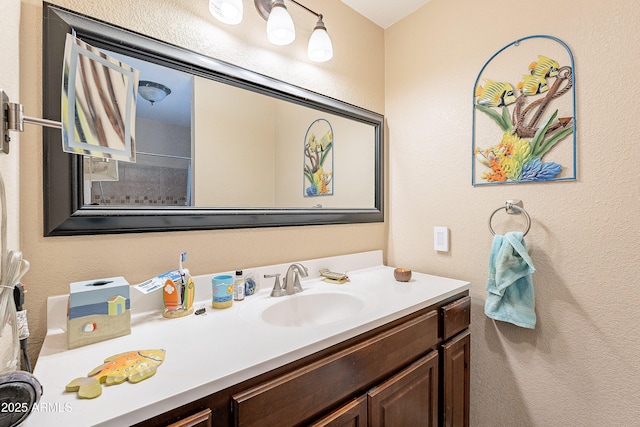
[132, 291, 470, 427]
[441, 331, 470, 427]
[312, 351, 439, 427]
[309, 396, 368, 427]
[368, 351, 439, 427]
[232, 311, 438, 426]
[440, 295, 471, 427]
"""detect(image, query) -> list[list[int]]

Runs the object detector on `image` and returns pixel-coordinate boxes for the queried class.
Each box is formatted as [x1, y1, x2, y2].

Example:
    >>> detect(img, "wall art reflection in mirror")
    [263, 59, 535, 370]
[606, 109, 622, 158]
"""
[62, 34, 138, 163]
[304, 119, 333, 198]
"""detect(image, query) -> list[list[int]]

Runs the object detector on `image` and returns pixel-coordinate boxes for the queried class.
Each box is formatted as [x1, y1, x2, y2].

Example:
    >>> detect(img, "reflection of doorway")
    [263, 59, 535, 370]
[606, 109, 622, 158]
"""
[85, 50, 194, 207]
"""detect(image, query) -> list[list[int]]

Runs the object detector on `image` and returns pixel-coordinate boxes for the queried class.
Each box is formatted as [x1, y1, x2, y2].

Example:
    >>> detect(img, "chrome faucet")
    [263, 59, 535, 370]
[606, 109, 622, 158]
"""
[264, 263, 308, 297]
[283, 263, 308, 295]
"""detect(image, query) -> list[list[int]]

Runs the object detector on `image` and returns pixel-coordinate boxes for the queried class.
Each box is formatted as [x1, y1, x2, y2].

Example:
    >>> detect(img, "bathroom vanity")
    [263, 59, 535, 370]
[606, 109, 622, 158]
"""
[27, 251, 470, 426]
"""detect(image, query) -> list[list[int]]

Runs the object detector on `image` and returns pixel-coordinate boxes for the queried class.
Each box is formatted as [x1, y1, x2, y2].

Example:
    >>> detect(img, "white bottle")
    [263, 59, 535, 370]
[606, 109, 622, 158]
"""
[234, 270, 245, 301]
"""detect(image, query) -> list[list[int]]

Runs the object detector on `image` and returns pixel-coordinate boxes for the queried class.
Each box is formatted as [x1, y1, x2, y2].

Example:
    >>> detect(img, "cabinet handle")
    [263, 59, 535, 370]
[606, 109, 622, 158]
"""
[167, 408, 212, 427]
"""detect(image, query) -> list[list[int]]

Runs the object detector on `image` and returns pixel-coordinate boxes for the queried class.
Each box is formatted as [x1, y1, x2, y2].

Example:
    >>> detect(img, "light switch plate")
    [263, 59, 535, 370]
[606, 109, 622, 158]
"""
[434, 226, 449, 252]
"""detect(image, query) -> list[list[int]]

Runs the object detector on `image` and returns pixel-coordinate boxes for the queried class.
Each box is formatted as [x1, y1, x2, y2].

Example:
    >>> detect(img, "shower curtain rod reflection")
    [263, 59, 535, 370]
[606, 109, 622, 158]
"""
[136, 151, 191, 161]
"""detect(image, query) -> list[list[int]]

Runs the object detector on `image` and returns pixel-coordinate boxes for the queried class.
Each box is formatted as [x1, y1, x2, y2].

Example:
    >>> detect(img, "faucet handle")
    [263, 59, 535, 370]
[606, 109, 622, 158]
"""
[264, 273, 286, 297]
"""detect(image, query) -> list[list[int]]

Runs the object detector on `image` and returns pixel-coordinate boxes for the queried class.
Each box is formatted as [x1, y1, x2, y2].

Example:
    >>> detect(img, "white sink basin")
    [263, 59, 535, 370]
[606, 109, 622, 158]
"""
[253, 292, 366, 327]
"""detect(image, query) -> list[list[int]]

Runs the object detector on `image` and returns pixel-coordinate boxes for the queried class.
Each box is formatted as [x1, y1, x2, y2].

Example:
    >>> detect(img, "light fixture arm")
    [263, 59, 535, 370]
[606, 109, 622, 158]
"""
[288, 0, 321, 19]
[1, 89, 62, 155]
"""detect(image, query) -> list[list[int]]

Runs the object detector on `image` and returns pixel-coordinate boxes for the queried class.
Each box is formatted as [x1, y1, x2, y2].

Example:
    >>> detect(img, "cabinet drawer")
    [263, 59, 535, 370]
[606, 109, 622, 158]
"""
[167, 409, 212, 427]
[232, 310, 438, 427]
[441, 296, 470, 340]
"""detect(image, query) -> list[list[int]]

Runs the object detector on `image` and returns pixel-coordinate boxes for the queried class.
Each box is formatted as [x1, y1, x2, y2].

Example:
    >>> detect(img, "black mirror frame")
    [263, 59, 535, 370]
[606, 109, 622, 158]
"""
[42, 3, 384, 236]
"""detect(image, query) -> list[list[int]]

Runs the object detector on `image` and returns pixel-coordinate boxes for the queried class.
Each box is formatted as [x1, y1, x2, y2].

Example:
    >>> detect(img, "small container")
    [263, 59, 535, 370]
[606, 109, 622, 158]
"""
[394, 268, 412, 282]
[212, 275, 234, 309]
[234, 270, 245, 301]
[244, 276, 256, 296]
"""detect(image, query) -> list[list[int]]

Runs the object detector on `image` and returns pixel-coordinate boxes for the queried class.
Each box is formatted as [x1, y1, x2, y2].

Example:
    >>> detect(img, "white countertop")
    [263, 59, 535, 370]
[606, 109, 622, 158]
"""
[26, 251, 470, 426]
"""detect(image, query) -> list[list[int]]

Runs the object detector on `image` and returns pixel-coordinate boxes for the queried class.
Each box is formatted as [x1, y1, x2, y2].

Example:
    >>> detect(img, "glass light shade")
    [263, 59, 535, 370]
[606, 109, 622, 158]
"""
[267, 1, 295, 46]
[209, 0, 243, 25]
[308, 19, 333, 62]
[138, 81, 171, 105]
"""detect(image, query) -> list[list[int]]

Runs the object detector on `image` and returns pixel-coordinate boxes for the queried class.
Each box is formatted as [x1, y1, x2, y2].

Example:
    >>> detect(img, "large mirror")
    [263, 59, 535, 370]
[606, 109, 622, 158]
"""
[42, 3, 384, 236]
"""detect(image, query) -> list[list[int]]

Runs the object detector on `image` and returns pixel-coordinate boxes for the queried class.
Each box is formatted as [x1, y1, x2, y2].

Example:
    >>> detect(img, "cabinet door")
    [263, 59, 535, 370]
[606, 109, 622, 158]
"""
[368, 351, 439, 427]
[309, 395, 368, 427]
[441, 331, 470, 427]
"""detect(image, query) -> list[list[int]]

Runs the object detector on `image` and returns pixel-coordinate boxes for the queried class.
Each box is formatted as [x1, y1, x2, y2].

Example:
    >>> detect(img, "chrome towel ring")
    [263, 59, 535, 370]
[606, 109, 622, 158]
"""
[488, 200, 531, 236]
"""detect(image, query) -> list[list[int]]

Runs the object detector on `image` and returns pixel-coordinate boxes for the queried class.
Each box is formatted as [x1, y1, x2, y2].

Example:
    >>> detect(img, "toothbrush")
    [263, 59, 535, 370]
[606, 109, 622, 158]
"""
[179, 252, 187, 275]
[179, 252, 188, 308]
[180, 252, 190, 280]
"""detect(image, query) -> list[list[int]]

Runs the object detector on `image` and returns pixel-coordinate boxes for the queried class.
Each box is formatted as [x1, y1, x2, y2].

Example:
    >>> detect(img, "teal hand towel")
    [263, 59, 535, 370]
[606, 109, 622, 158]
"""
[484, 231, 537, 328]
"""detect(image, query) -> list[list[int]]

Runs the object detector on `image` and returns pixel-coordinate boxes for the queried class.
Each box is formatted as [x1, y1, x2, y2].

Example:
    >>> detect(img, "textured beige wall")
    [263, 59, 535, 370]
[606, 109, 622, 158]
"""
[11, 0, 640, 424]
[0, 0, 21, 251]
[15, 0, 384, 361]
[385, 0, 640, 425]
[194, 77, 276, 207]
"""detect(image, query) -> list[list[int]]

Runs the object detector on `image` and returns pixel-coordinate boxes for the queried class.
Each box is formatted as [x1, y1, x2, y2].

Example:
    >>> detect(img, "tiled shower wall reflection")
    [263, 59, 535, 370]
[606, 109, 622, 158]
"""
[90, 117, 192, 206]
[90, 163, 189, 206]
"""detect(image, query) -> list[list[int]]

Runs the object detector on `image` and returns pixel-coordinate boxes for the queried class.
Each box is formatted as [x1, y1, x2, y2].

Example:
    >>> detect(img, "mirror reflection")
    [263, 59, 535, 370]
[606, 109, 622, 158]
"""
[192, 77, 375, 209]
[85, 51, 375, 209]
[85, 50, 193, 206]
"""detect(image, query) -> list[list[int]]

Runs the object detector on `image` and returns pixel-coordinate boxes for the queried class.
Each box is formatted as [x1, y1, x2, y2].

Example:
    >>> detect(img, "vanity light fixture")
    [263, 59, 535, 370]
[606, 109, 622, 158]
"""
[257, 0, 333, 61]
[211, 0, 333, 62]
[137, 81, 172, 105]
[307, 16, 333, 62]
[266, 0, 296, 46]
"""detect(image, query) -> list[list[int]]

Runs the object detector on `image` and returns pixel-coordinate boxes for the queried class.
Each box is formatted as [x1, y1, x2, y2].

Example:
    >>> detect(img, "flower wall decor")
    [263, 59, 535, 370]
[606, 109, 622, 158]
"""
[304, 118, 334, 197]
[472, 35, 576, 186]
